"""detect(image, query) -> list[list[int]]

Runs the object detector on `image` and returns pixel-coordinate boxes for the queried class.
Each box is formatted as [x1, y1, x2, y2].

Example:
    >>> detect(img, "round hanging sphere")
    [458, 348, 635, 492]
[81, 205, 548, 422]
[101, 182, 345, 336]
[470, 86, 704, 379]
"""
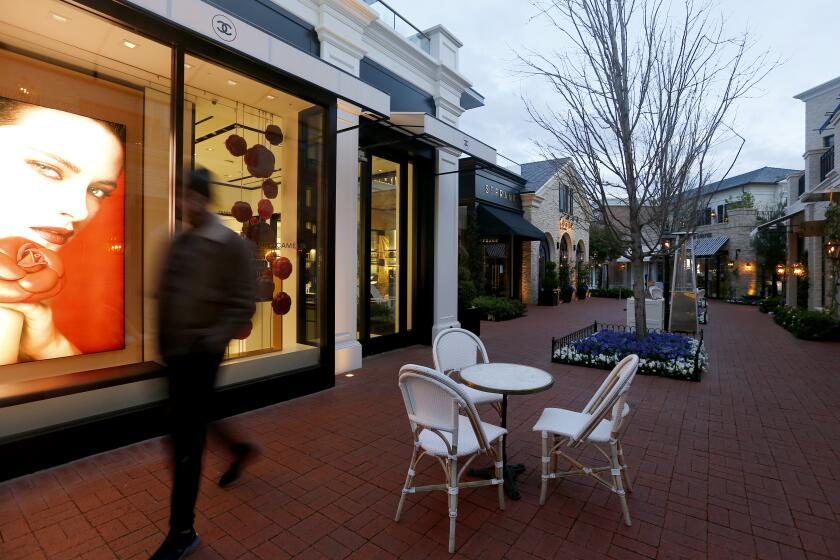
[231, 201, 252, 223]
[256, 275, 275, 300]
[265, 251, 277, 263]
[257, 198, 274, 220]
[272, 292, 292, 315]
[262, 178, 279, 199]
[244, 145, 275, 178]
[272, 256, 293, 280]
[234, 320, 252, 340]
[224, 134, 247, 157]
[265, 124, 284, 145]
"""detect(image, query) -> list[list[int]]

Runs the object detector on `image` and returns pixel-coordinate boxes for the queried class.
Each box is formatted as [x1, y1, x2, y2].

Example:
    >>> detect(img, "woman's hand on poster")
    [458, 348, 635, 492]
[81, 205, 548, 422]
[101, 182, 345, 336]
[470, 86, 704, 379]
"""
[0, 301, 78, 360]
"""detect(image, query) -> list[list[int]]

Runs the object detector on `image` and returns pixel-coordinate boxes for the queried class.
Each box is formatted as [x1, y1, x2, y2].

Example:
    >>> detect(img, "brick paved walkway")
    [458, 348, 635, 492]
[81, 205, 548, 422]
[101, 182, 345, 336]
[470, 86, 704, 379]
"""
[3, 299, 840, 559]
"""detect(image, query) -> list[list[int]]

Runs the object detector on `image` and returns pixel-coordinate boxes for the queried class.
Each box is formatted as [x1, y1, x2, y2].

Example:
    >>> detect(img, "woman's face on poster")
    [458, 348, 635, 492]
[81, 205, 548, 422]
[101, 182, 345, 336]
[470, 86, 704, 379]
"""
[0, 105, 123, 251]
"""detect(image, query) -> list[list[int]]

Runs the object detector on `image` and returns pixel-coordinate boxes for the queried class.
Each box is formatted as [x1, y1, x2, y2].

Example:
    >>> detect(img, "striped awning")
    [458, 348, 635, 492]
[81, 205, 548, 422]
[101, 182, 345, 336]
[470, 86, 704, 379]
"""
[483, 243, 507, 259]
[692, 236, 728, 257]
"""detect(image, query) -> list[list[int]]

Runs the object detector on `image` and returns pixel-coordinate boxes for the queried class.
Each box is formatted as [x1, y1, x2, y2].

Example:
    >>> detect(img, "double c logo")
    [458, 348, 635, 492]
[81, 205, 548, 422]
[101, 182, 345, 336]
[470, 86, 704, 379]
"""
[212, 14, 236, 42]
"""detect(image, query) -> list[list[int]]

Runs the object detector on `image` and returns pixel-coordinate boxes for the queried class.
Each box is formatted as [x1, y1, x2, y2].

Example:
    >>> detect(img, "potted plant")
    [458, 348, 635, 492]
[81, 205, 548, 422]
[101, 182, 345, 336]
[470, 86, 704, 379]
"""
[558, 260, 574, 303]
[538, 261, 560, 305]
[457, 246, 481, 335]
[576, 262, 591, 300]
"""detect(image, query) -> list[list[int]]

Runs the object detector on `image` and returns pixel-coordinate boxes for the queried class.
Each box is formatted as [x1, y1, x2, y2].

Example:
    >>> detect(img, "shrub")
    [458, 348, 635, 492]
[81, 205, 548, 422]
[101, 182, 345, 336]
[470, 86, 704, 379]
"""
[542, 261, 559, 292]
[472, 296, 527, 321]
[758, 296, 783, 314]
[773, 306, 840, 341]
[589, 288, 634, 298]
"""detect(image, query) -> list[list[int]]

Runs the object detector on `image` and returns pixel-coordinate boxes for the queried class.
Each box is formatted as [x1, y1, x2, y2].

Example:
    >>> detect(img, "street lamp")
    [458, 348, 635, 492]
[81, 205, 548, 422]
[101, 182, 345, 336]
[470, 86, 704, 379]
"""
[792, 263, 805, 277]
[775, 263, 786, 277]
[827, 238, 840, 259]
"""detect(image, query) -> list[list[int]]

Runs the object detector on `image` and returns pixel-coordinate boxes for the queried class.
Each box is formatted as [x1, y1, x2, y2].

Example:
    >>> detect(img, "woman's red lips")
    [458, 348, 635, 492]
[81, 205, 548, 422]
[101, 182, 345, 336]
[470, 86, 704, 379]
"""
[30, 227, 73, 246]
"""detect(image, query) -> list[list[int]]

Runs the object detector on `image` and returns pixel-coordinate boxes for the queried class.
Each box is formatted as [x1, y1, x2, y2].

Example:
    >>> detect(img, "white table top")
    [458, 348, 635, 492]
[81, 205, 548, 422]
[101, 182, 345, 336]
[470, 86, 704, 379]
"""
[459, 363, 554, 395]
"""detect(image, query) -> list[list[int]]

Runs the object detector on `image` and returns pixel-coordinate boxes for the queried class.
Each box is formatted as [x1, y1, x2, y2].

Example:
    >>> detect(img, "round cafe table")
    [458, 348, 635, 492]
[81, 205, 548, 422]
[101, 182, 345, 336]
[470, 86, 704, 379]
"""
[459, 362, 554, 500]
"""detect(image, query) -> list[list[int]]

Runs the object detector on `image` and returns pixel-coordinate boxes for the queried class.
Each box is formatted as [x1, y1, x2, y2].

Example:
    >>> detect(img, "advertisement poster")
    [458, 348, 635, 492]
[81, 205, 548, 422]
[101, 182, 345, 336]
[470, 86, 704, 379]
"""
[0, 97, 126, 365]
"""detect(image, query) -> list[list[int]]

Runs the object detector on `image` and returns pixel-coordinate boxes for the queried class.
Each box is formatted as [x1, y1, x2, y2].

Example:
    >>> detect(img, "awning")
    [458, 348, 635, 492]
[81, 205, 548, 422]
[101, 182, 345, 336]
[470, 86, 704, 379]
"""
[692, 236, 728, 257]
[482, 243, 507, 258]
[752, 201, 806, 236]
[388, 112, 497, 163]
[801, 181, 840, 202]
[477, 204, 544, 241]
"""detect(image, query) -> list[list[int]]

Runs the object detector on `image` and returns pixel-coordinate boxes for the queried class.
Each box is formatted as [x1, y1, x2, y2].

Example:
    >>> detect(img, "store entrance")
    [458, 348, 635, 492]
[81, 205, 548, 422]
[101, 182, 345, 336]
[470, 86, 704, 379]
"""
[358, 152, 428, 355]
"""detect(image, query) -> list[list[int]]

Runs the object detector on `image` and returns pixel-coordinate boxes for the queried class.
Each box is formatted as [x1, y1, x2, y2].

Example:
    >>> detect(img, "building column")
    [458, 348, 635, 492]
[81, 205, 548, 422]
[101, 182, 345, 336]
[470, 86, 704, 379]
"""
[786, 228, 798, 307]
[432, 147, 461, 339]
[334, 103, 362, 373]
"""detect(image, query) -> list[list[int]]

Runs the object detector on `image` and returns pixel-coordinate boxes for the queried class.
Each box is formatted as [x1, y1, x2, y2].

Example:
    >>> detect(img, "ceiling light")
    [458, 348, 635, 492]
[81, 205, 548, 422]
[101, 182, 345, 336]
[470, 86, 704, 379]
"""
[184, 63, 192, 69]
[266, 94, 275, 100]
[207, 147, 214, 151]
[50, 13, 68, 22]
[345, 373, 355, 378]
[19, 87, 30, 95]
[123, 40, 137, 49]
[227, 79, 237, 86]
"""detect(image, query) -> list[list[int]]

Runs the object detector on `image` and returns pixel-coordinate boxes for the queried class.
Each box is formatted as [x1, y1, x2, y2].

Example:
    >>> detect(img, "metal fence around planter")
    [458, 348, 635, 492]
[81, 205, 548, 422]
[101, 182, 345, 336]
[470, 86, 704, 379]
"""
[551, 322, 705, 381]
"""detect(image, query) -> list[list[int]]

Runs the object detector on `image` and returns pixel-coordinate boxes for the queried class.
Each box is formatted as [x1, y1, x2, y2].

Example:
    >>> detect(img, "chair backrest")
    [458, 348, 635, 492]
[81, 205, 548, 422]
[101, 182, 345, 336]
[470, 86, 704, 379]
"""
[432, 328, 489, 376]
[581, 354, 637, 414]
[398, 364, 491, 453]
[573, 354, 638, 443]
[649, 286, 664, 300]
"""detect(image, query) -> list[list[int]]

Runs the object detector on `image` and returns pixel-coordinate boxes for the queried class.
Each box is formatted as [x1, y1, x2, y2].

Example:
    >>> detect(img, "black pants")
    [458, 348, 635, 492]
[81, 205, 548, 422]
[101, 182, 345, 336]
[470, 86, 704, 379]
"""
[166, 351, 225, 534]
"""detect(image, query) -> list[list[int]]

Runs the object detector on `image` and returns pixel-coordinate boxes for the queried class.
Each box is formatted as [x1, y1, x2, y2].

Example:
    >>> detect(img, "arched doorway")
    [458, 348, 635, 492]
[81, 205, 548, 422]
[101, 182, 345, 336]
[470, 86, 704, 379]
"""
[559, 234, 571, 261]
[538, 234, 551, 291]
[576, 240, 586, 263]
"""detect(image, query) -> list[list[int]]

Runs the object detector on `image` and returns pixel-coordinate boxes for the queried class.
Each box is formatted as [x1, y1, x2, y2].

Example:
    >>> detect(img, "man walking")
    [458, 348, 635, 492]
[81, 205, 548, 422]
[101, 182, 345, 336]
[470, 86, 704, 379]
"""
[151, 169, 256, 559]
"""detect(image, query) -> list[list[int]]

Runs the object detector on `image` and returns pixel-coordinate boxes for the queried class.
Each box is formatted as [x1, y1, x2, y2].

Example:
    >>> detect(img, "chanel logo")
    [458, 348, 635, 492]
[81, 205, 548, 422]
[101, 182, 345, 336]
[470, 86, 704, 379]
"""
[463, 138, 470, 148]
[212, 14, 236, 42]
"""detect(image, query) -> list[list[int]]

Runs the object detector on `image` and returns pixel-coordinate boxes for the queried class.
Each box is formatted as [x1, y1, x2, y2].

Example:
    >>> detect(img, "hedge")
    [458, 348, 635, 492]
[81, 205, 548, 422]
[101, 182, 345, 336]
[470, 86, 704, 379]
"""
[472, 296, 527, 321]
[772, 306, 840, 341]
[758, 296, 783, 314]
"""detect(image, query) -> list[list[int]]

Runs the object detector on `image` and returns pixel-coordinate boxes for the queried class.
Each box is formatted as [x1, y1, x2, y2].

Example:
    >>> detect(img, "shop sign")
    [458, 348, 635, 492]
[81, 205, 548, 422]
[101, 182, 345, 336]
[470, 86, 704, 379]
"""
[559, 218, 574, 231]
[211, 14, 237, 42]
[483, 184, 518, 203]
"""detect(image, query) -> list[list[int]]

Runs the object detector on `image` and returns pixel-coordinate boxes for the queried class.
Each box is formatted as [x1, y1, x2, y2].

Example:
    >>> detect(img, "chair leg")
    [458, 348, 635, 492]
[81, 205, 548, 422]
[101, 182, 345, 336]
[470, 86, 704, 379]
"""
[447, 457, 458, 554]
[617, 441, 633, 493]
[610, 442, 632, 526]
[496, 438, 505, 511]
[539, 431, 549, 506]
[395, 444, 419, 522]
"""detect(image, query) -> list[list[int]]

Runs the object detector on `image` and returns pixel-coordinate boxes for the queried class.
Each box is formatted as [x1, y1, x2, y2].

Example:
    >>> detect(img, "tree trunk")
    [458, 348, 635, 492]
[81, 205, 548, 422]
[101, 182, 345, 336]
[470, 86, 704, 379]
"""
[631, 231, 646, 340]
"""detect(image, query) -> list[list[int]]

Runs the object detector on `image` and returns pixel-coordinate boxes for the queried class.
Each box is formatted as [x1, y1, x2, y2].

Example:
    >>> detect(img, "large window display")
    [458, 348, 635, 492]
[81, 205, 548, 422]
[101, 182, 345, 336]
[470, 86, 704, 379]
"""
[183, 55, 324, 370]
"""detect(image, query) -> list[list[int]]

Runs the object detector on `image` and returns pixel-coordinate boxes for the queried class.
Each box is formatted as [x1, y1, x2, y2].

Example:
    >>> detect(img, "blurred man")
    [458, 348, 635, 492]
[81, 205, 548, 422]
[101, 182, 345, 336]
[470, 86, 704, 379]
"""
[151, 169, 256, 560]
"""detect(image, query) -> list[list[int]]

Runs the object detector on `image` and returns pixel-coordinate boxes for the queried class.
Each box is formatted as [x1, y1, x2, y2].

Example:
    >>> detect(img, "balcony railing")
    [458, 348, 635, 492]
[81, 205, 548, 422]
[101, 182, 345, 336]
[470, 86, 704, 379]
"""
[364, 1, 431, 54]
[820, 148, 835, 182]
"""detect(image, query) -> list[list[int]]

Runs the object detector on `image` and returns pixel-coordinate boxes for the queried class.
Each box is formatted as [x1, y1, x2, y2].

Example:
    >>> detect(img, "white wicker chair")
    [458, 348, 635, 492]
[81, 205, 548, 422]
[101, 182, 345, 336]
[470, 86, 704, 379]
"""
[396, 364, 506, 553]
[533, 355, 639, 525]
[432, 328, 503, 415]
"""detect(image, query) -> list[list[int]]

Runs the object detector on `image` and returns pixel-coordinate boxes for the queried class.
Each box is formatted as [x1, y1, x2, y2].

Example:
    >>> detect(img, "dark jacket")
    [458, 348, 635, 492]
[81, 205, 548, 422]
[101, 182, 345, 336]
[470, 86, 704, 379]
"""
[158, 214, 256, 360]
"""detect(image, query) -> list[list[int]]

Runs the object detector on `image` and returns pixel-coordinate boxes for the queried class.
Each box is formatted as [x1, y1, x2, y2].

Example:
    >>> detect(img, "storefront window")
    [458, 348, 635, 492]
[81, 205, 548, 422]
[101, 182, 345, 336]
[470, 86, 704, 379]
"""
[184, 55, 324, 369]
[0, 0, 171, 386]
[369, 156, 400, 336]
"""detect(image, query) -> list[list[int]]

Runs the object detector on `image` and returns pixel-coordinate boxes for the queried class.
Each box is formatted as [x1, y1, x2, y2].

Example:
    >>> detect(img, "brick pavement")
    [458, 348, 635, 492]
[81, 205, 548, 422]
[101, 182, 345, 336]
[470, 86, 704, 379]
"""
[2, 299, 840, 559]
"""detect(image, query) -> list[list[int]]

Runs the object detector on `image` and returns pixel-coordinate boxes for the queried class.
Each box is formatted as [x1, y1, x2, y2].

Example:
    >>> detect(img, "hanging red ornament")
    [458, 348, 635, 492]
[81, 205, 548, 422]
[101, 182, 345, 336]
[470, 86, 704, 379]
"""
[272, 256, 292, 280]
[272, 292, 292, 315]
[256, 275, 275, 300]
[265, 251, 277, 263]
[231, 201, 252, 223]
[265, 124, 284, 145]
[262, 178, 279, 199]
[244, 145, 275, 178]
[233, 320, 252, 340]
[257, 199, 274, 220]
[224, 134, 247, 157]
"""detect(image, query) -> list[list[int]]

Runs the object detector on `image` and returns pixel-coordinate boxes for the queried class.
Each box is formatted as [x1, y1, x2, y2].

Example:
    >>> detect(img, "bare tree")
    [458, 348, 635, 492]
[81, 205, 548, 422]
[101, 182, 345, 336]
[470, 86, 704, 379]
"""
[521, 0, 774, 336]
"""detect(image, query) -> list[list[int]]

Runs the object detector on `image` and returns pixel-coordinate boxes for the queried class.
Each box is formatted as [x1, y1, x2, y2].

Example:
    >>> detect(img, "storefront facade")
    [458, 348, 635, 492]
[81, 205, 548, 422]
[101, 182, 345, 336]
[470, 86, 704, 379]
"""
[0, 0, 487, 479]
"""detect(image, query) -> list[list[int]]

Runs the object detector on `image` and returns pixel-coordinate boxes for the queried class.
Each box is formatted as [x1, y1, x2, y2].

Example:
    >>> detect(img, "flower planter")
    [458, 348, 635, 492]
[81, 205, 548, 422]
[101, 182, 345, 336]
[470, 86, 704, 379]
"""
[576, 285, 589, 300]
[538, 289, 559, 306]
[560, 285, 574, 303]
[458, 305, 481, 336]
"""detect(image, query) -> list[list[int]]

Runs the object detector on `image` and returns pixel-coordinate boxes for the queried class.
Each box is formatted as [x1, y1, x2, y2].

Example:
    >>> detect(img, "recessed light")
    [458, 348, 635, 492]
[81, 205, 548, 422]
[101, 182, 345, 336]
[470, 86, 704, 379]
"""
[207, 147, 214, 151]
[50, 13, 68, 22]
[227, 79, 237, 86]
[266, 94, 275, 100]
[184, 63, 192, 69]
[123, 40, 137, 49]
[19, 87, 30, 95]
[345, 373, 355, 378]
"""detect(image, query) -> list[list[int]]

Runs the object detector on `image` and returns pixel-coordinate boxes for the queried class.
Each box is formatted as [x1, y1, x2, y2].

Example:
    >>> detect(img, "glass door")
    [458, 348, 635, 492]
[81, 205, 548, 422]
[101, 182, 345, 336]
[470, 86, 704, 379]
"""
[359, 153, 417, 353]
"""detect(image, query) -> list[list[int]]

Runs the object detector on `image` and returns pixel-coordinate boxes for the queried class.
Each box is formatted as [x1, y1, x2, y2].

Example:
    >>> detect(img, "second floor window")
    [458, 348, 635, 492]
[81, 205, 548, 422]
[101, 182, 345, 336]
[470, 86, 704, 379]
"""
[559, 183, 573, 214]
[824, 135, 835, 148]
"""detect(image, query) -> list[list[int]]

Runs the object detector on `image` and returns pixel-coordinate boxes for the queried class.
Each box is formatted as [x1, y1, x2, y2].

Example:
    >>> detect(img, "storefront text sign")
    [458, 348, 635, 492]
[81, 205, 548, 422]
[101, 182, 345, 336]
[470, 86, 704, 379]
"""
[484, 184, 518, 203]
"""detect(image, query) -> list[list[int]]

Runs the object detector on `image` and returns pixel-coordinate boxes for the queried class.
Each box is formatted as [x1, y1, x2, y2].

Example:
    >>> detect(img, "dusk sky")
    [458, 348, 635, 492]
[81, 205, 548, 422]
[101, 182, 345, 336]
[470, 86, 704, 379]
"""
[389, 0, 838, 177]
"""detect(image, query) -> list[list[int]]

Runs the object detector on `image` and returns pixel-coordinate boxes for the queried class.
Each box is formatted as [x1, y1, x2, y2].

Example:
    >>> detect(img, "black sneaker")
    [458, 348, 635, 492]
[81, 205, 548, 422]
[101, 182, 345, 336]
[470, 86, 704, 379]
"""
[219, 443, 257, 488]
[149, 529, 200, 560]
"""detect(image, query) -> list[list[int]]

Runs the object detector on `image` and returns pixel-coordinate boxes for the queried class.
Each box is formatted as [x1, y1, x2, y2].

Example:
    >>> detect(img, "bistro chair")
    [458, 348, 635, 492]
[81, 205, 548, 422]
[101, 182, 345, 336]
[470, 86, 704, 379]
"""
[396, 364, 506, 553]
[432, 328, 503, 416]
[532, 355, 639, 525]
